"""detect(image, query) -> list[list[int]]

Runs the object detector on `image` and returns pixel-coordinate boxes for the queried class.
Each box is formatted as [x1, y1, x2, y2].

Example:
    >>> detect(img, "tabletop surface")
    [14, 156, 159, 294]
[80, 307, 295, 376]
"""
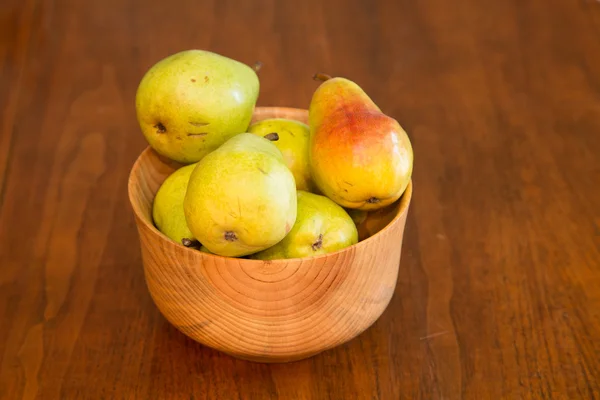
[1, 0, 600, 399]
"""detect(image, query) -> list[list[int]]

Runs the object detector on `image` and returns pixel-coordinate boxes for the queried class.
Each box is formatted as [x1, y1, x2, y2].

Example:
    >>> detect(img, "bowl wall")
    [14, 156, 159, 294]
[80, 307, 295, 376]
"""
[128, 107, 412, 363]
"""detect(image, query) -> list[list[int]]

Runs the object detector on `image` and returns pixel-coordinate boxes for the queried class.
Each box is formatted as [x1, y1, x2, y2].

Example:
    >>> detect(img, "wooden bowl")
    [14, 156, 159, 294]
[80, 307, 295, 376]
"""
[127, 106, 413, 363]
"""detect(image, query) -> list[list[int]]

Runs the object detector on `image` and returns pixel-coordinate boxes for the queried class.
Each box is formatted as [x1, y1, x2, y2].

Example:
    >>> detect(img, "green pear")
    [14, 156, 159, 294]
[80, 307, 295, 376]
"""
[251, 190, 358, 260]
[152, 163, 197, 245]
[136, 49, 260, 164]
[247, 118, 315, 192]
[183, 133, 297, 257]
[346, 208, 368, 226]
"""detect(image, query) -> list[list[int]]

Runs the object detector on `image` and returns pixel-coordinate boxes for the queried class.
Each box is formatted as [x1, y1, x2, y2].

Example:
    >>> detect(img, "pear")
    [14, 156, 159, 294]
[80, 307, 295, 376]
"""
[247, 118, 315, 192]
[152, 163, 197, 245]
[346, 208, 368, 227]
[251, 190, 358, 260]
[183, 133, 297, 257]
[199, 245, 213, 254]
[308, 75, 413, 210]
[136, 50, 260, 164]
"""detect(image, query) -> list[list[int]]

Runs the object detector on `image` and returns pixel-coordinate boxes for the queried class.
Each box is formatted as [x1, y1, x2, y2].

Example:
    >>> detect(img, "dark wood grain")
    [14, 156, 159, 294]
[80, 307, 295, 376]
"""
[1, 0, 599, 398]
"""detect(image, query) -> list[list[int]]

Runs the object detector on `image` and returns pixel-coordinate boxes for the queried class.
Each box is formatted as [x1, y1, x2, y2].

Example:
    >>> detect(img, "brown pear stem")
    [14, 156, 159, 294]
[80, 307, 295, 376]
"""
[313, 73, 332, 82]
[311, 234, 324, 251]
[182, 238, 201, 249]
[224, 231, 237, 242]
[253, 61, 263, 73]
[264, 132, 279, 141]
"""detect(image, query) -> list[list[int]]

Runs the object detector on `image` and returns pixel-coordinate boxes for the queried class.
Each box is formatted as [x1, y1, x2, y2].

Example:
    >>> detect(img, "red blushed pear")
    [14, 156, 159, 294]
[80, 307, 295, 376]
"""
[308, 74, 414, 211]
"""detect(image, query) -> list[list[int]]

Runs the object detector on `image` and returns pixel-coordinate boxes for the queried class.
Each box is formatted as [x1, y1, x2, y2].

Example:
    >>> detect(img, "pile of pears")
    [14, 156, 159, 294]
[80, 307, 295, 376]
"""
[136, 49, 413, 260]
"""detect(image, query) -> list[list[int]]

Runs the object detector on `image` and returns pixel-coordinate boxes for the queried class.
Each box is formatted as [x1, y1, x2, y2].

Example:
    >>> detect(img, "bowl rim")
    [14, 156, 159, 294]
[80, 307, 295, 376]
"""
[127, 107, 413, 263]
[251, 106, 310, 119]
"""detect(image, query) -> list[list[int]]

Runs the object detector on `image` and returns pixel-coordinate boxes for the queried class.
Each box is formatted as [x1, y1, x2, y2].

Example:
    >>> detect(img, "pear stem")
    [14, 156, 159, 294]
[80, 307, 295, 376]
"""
[253, 61, 263, 73]
[224, 231, 237, 242]
[313, 73, 332, 82]
[311, 234, 324, 251]
[182, 238, 201, 249]
[154, 122, 166, 134]
[264, 132, 279, 141]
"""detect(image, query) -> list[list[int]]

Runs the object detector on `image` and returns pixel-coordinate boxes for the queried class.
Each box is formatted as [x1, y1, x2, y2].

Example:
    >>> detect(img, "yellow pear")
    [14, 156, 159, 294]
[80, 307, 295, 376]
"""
[248, 118, 314, 192]
[152, 163, 197, 245]
[251, 190, 358, 260]
[183, 133, 297, 257]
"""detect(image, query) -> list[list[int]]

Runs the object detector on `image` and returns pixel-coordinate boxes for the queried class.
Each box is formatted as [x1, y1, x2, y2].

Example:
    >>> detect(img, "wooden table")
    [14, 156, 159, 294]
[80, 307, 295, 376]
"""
[1, 0, 599, 398]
